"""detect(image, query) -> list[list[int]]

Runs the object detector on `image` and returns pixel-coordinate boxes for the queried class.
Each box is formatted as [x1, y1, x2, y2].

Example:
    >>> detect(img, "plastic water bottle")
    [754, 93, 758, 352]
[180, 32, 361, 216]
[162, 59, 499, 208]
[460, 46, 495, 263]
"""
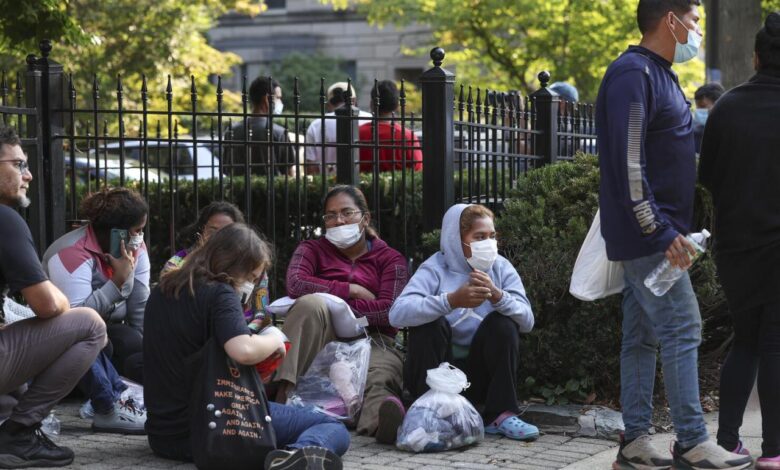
[644, 230, 711, 296]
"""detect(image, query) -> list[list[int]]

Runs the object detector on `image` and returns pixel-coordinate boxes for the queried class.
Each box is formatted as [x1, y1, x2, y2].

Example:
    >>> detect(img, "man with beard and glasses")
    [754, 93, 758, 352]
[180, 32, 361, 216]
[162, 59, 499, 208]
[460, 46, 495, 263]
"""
[0, 125, 106, 468]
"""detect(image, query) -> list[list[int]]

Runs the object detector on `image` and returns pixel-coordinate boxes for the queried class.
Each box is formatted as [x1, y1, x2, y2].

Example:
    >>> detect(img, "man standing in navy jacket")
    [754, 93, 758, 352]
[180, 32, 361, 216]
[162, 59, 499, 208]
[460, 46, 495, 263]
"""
[596, 2, 752, 470]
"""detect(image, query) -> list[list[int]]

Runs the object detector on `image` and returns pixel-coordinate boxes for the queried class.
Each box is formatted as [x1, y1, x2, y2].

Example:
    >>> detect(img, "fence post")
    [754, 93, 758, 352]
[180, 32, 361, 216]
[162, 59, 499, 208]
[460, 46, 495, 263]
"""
[420, 47, 455, 231]
[335, 87, 359, 186]
[530, 71, 559, 166]
[25, 40, 65, 254]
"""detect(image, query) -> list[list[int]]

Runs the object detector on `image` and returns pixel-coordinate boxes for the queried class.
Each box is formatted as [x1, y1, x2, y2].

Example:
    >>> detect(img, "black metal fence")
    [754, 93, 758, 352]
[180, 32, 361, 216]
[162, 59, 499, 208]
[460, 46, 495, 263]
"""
[1, 43, 597, 297]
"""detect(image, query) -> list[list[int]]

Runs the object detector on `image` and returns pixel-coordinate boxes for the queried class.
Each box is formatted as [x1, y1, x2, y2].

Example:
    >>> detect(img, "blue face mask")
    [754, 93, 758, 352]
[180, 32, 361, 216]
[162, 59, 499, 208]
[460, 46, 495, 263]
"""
[693, 108, 709, 126]
[670, 15, 702, 63]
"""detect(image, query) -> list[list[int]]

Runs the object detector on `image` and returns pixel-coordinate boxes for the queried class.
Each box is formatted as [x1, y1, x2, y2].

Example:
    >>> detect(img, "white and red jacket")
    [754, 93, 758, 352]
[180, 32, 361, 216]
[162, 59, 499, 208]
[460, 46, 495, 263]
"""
[42, 225, 150, 333]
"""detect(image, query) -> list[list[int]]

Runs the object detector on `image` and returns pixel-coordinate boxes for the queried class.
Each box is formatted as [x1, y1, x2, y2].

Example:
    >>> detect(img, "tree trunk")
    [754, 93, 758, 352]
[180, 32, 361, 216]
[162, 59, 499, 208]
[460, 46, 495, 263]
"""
[716, 0, 762, 89]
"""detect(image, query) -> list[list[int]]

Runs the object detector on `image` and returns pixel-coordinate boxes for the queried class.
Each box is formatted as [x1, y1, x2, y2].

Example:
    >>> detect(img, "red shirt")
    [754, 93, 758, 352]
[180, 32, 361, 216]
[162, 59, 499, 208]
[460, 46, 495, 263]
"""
[358, 121, 423, 172]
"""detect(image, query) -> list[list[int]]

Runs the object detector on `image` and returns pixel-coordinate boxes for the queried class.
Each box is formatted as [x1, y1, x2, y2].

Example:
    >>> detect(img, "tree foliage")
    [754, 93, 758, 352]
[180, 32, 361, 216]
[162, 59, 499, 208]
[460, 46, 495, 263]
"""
[323, 0, 706, 101]
[268, 52, 351, 113]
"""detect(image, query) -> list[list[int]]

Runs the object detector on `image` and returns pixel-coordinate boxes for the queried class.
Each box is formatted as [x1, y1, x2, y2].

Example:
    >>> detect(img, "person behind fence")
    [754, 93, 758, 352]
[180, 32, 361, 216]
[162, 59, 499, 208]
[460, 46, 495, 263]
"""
[596, 1, 752, 469]
[272, 184, 409, 444]
[162, 201, 270, 331]
[305, 81, 372, 176]
[0, 125, 106, 468]
[229, 77, 294, 177]
[358, 80, 422, 173]
[699, 12, 780, 469]
[42, 187, 149, 434]
[143, 223, 349, 468]
[389, 204, 539, 442]
[692, 82, 725, 154]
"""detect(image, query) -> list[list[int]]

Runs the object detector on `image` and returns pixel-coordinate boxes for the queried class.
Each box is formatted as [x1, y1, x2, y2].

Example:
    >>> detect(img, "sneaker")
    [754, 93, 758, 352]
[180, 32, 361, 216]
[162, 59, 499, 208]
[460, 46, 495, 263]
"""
[264, 446, 342, 470]
[375, 396, 405, 445]
[0, 422, 74, 468]
[613, 434, 673, 470]
[756, 455, 780, 470]
[672, 440, 752, 470]
[91, 398, 146, 435]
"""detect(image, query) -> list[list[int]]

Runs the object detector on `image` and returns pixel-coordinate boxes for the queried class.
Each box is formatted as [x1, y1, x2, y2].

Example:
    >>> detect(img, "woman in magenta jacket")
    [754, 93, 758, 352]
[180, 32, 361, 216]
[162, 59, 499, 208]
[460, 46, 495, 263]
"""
[273, 185, 409, 445]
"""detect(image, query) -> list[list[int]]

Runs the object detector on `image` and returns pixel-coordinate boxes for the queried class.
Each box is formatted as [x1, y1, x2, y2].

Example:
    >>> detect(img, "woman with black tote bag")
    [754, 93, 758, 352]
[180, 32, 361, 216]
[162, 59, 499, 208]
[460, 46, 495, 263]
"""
[143, 223, 349, 470]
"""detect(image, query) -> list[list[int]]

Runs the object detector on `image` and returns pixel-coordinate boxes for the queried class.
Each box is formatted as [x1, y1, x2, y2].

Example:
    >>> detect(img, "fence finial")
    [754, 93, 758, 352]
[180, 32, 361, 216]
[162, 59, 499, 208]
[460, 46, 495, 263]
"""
[39, 40, 52, 58]
[538, 71, 551, 88]
[430, 47, 445, 67]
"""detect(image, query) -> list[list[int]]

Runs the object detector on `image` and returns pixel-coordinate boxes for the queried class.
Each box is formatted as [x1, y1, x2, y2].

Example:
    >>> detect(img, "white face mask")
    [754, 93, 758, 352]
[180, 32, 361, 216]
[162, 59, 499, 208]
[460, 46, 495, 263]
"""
[237, 280, 255, 305]
[670, 15, 702, 63]
[325, 222, 364, 249]
[127, 232, 144, 251]
[464, 238, 498, 272]
[273, 100, 284, 115]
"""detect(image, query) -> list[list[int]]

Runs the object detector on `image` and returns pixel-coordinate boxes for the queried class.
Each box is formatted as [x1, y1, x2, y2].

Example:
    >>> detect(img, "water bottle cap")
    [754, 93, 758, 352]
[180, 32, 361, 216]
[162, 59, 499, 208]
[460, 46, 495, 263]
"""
[701, 229, 711, 238]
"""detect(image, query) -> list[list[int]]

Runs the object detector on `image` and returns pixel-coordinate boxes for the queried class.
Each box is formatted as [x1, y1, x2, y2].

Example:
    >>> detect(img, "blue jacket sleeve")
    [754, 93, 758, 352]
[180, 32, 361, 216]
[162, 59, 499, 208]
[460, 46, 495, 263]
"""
[492, 259, 534, 333]
[388, 263, 450, 328]
[600, 69, 678, 253]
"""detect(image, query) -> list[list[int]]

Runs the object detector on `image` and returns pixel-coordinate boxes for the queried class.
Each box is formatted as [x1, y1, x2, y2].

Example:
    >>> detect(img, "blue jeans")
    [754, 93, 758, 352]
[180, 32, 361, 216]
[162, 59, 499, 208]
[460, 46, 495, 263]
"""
[78, 350, 126, 414]
[270, 402, 350, 456]
[621, 253, 708, 448]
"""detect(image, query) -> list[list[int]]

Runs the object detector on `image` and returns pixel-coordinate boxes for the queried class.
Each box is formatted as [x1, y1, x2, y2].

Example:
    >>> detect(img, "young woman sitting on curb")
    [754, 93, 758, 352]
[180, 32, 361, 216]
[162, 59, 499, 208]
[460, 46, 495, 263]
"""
[389, 204, 539, 441]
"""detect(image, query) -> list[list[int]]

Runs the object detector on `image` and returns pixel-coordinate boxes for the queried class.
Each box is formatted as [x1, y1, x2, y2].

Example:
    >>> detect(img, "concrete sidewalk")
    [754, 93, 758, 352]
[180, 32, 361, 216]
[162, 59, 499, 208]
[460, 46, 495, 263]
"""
[41, 390, 762, 469]
[564, 387, 763, 470]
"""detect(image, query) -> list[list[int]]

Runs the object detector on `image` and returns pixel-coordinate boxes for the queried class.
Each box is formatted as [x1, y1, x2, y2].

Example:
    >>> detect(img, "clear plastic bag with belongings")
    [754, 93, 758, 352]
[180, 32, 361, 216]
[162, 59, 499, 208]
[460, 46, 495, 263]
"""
[396, 363, 484, 452]
[286, 338, 371, 422]
[569, 209, 625, 301]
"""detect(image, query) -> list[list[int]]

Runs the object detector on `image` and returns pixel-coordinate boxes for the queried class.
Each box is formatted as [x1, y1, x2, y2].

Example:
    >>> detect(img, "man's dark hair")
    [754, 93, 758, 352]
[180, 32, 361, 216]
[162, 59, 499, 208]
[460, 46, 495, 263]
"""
[637, 0, 701, 34]
[756, 12, 780, 71]
[370, 80, 399, 114]
[248, 77, 281, 107]
[694, 83, 725, 103]
[0, 126, 21, 157]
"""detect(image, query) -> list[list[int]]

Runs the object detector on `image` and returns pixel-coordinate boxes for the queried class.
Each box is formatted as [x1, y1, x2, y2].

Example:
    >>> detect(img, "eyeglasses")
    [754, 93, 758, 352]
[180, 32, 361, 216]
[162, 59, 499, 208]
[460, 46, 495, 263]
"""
[0, 159, 30, 175]
[322, 209, 363, 223]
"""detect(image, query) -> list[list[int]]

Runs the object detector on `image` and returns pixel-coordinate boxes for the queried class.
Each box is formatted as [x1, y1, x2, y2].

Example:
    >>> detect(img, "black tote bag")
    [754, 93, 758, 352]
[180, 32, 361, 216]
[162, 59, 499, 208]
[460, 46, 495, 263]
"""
[190, 338, 277, 470]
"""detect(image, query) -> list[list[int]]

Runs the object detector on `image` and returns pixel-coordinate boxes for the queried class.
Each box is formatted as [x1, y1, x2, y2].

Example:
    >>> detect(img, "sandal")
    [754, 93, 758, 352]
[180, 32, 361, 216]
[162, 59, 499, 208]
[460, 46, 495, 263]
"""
[485, 414, 539, 441]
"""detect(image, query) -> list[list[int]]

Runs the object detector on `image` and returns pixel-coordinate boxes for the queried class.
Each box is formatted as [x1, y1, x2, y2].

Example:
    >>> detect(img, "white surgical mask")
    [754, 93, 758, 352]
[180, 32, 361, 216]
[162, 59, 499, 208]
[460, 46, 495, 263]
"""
[325, 222, 363, 249]
[237, 280, 255, 305]
[670, 15, 702, 63]
[464, 238, 498, 272]
[273, 100, 284, 115]
[127, 232, 144, 251]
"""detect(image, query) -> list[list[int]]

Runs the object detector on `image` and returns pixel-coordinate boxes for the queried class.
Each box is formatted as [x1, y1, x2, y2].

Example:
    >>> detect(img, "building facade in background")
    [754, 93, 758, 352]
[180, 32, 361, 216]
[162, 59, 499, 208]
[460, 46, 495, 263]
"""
[208, 0, 432, 108]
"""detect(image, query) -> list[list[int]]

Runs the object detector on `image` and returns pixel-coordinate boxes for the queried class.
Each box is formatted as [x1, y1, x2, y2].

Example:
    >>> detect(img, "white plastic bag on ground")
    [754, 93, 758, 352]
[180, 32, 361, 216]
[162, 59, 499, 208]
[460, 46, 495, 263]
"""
[396, 363, 484, 452]
[41, 413, 60, 438]
[287, 338, 371, 422]
[569, 210, 625, 301]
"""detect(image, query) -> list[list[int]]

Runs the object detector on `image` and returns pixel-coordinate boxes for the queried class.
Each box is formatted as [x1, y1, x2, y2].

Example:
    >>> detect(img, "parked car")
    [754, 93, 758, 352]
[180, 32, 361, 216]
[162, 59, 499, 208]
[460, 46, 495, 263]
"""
[92, 138, 225, 181]
[65, 153, 166, 185]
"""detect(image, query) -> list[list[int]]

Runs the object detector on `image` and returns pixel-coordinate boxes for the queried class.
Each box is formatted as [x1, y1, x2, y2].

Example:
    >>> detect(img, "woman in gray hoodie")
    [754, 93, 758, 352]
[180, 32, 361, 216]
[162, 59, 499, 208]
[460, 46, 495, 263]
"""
[389, 203, 538, 440]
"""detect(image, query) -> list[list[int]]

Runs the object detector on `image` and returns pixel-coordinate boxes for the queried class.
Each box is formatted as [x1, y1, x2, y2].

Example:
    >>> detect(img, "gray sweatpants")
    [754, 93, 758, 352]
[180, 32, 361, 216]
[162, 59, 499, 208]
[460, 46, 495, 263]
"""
[0, 307, 106, 426]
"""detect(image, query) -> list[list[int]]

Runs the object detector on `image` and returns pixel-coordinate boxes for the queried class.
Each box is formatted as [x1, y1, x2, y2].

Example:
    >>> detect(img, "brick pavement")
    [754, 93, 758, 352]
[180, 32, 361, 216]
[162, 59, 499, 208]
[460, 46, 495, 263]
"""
[44, 400, 618, 469]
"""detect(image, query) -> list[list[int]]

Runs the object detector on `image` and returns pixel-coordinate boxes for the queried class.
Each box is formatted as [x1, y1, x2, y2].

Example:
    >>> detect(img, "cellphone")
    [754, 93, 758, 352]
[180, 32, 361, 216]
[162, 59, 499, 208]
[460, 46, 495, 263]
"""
[109, 228, 129, 258]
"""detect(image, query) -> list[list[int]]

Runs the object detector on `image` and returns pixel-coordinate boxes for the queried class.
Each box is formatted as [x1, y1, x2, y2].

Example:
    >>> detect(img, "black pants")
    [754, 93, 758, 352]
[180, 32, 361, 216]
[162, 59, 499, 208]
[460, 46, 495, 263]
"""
[106, 324, 144, 384]
[148, 433, 192, 462]
[717, 300, 780, 457]
[403, 312, 521, 424]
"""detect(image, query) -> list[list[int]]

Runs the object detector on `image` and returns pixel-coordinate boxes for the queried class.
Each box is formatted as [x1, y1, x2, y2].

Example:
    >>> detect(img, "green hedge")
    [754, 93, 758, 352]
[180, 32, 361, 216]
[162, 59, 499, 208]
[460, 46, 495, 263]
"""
[496, 154, 726, 404]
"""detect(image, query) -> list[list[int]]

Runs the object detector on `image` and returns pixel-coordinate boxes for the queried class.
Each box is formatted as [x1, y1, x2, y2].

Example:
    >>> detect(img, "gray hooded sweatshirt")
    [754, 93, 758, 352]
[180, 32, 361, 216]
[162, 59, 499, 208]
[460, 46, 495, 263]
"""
[389, 204, 534, 346]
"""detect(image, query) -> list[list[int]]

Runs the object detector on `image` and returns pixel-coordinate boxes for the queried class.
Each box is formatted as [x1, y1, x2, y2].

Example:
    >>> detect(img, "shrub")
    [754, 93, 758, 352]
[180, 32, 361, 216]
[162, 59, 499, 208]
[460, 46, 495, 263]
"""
[496, 154, 726, 404]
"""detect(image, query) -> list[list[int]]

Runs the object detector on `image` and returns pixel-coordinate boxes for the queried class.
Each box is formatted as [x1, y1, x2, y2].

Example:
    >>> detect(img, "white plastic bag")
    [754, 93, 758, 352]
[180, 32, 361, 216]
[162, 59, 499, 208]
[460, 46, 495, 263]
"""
[2, 298, 35, 324]
[287, 338, 371, 422]
[569, 210, 625, 301]
[396, 363, 484, 452]
[267, 294, 369, 338]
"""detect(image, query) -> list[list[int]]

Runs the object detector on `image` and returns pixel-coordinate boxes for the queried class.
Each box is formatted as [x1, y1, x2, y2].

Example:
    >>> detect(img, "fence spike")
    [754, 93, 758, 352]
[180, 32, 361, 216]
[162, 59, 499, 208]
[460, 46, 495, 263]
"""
[241, 75, 247, 104]
[92, 74, 99, 100]
[116, 73, 123, 93]
[372, 78, 378, 112]
[166, 75, 172, 96]
[190, 75, 197, 102]
[1, 71, 7, 101]
[68, 73, 75, 99]
[141, 75, 148, 101]
[216, 75, 223, 100]
[458, 83, 464, 104]
[319, 77, 326, 105]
